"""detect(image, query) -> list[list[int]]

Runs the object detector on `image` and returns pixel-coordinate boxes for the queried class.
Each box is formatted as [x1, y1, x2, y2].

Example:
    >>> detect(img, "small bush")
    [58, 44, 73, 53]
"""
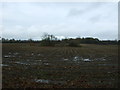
[68, 42, 80, 47]
[40, 41, 55, 46]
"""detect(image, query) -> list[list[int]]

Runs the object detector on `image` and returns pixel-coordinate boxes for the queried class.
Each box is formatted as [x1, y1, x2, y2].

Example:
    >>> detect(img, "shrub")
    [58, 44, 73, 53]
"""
[68, 42, 80, 47]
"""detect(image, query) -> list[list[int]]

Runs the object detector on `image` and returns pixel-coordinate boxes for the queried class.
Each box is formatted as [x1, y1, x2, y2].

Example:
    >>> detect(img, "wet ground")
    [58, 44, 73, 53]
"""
[2, 43, 119, 88]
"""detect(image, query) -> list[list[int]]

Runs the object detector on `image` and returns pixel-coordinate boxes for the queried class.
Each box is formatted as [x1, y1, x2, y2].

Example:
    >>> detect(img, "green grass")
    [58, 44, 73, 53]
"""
[2, 43, 119, 88]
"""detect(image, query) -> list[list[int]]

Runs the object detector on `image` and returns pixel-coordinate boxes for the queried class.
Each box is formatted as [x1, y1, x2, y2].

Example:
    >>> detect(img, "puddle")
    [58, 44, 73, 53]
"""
[33, 62, 42, 65]
[72, 56, 107, 62]
[14, 62, 30, 65]
[63, 58, 69, 61]
[72, 56, 92, 62]
[44, 63, 49, 65]
[14, 61, 43, 66]
[37, 54, 41, 56]
[83, 58, 91, 62]
[35, 79, 49, 84]
[95, 57, 106, 61]
[13, 52, 19, 55]
[0, 64, 9, 67]
[4, 55, 10, 58]
[34, 79, 66, 84]
[4, 52, 19, 58]
[102, 58, 106, 61]
[14, 60, 43, 66]
[4, 55, 15, 58]
[73, 56, 80, 61]
[31, 53, 34, 56]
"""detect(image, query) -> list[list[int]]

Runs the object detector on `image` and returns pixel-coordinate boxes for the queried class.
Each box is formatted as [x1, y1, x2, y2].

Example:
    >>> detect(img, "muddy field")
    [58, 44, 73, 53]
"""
[2, 43, 119, 88]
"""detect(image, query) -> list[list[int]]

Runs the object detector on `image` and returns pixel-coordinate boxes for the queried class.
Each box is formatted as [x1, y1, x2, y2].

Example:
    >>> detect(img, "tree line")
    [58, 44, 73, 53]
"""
[1, 33, 119, 47]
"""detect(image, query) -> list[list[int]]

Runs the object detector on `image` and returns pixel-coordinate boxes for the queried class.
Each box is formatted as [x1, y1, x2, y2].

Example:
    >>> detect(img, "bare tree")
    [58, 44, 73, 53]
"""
[41, 33, 57, 46]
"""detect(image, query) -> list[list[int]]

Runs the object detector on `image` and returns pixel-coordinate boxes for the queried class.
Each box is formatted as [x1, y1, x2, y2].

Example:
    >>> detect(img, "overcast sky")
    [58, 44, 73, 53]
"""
[0, 2, 118, 40]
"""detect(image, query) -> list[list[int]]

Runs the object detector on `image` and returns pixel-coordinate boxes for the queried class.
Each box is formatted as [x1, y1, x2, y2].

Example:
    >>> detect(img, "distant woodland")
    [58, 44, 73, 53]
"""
[1, 33, 119, 47]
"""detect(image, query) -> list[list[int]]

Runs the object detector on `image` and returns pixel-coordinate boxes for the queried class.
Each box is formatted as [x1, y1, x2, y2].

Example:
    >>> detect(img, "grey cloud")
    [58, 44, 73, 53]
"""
[67, 8, 85, 17]
[67, 2, 105, 17]
[2, 2, 117, 40]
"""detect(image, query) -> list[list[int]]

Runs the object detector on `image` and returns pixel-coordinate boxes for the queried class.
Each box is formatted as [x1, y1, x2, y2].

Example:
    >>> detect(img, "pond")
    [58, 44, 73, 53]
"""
[34, 79, 66, 85]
